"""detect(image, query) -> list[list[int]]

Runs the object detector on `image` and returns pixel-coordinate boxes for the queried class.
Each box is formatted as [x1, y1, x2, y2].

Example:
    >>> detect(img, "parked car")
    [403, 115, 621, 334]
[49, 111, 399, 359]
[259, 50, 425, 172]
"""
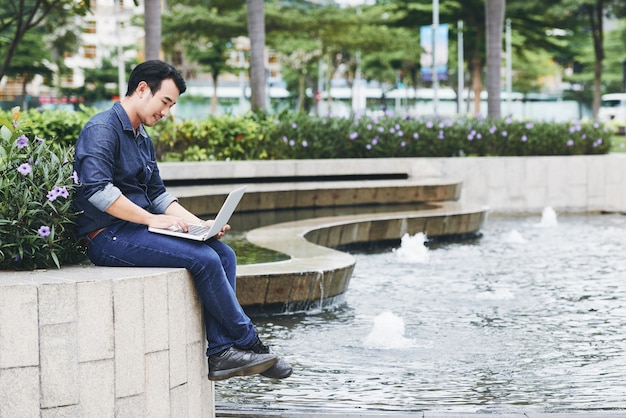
[598, 93, 626, 134]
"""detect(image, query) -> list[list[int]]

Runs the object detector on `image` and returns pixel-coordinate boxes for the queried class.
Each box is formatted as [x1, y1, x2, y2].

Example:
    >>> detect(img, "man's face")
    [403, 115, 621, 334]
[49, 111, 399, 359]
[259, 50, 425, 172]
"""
[136, 78, 179, 127]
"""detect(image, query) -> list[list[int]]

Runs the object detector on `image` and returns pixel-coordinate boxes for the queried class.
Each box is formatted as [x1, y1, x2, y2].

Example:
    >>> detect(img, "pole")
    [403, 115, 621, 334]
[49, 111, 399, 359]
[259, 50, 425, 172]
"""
[432, 0, 439, 115]
[115, 0, 125, 99]
[457, 20, 464, 115]
[506, 18, 512, 116]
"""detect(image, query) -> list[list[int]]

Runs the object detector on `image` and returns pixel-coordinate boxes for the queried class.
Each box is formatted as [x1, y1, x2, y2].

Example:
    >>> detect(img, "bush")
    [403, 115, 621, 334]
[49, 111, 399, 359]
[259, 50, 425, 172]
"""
[0, 107, 85, 270]
[151, 112, 613, 160]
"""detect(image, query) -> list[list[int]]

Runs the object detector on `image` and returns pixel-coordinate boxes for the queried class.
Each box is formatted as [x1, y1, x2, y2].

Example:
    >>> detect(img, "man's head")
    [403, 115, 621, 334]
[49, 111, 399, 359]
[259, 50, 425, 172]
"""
[126, 60, 186, 97]
[123, 60, 187, 128]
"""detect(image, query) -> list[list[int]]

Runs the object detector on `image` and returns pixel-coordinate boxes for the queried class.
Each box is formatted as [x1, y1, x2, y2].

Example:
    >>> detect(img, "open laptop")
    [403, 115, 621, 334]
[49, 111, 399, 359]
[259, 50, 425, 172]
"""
[148, 185, 247, 241]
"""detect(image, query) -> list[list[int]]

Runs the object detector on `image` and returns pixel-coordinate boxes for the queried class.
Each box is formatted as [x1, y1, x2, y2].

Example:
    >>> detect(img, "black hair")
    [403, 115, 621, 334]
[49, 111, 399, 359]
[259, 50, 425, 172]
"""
[125, 60, 187, 97]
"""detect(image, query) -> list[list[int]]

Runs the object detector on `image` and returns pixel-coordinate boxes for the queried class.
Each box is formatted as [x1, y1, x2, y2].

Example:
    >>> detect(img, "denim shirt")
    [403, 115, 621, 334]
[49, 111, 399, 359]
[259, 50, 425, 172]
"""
[73, 102, 177, 236]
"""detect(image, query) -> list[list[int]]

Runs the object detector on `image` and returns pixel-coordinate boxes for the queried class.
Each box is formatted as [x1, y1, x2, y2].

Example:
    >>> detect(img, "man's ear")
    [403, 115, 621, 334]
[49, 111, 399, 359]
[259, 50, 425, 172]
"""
[136, 81, 149, 96]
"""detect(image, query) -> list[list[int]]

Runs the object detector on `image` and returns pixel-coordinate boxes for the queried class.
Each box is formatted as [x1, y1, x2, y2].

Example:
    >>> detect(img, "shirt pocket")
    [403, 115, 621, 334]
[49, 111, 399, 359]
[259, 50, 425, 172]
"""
[138, 160, 157, 186]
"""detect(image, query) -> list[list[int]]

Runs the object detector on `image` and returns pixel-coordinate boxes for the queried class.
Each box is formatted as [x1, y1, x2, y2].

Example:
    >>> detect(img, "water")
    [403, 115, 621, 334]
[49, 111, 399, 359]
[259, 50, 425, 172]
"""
[217, 211, 626, 416]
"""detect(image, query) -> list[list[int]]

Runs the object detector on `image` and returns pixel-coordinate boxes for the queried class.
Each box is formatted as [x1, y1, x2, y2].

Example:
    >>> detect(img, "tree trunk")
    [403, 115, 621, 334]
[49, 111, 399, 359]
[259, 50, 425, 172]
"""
[246, 0, 266, 112]
[297, 75, 305, 112]
[587, 3, 604, 119]
[471, 57, 482, 115]
[144, 0, 162, 60]
[485, 0, 505, 119]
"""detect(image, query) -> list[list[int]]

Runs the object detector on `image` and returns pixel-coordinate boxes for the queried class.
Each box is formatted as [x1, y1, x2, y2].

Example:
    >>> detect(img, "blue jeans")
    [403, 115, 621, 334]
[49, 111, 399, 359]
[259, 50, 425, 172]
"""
[86, 221, 258, 356]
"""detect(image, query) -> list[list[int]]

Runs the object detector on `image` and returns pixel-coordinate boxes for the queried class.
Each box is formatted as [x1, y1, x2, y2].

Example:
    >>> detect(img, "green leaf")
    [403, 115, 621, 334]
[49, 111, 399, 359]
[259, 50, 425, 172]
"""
[1, 125, 12, 141]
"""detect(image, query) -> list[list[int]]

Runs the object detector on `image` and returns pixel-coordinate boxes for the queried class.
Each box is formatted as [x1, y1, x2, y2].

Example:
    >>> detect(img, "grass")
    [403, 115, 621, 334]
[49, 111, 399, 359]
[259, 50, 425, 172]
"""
[610, 133, 626, 153]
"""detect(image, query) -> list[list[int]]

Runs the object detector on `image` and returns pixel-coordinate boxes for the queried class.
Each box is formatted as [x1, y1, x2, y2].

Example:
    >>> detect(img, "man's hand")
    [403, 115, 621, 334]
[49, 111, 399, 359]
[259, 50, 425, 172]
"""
[201, 220, 231, 239]
[150, 214, 189, 232]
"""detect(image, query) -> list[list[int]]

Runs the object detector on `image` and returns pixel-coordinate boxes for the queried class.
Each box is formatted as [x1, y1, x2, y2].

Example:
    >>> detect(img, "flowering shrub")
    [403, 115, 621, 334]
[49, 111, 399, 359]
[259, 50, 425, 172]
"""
[151, 111, 613, 160]
[0, 107, 85, 270]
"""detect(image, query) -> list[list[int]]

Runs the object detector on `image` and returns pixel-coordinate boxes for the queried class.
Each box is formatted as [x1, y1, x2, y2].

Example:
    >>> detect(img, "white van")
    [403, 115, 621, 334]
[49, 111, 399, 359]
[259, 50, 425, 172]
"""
[598, 93, 626, 133]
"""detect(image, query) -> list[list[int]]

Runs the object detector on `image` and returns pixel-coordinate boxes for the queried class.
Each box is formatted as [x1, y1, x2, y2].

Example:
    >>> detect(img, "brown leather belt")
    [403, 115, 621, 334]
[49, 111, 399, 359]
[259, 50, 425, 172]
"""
[84, 227, 106, 245]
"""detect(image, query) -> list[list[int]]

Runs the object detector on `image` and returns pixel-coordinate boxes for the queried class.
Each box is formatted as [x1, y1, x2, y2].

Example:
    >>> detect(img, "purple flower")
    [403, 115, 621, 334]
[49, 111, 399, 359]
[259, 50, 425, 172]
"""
[17, 163, 32, 175]
[397, 130, 403, 137]
[525, 122, 534, 129]
[582, 134, 587, 139]
[505, 117, 512, 124]
[566, 139, 574, 147]
[289, 140, 295, 147]
[56, 186, 69, 199]
[438, 130, 444, 139]
[282, 136, 288, 143]
[349, 132, 359, 140]
[371, 138, 378, 146]
[521, 135, 528, 142]
[71, 171, 79, 184]
[489, 126, 497, 134]
[301, 140, 308, 147]
[35, 136, 45, 143]
[366, 124, 372, 130]
[502, 131, 508, 137]
[476, 133, 482, 139]
[291, 123, 298, 129]
[16, 135, 28, 149]
[377, 126, 384, 133]
[38, 225, 51, 238]
[400, 141, 406, 147]
[47, 190, 58, 201]
[366, 144, 372, 150]
[426, 121, 434, 128]
[413, 133, 419, 139]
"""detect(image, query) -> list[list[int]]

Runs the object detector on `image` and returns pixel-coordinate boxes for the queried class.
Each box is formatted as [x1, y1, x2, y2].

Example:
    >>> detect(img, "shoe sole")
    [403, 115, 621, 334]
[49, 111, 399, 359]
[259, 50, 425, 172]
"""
[208, 357, 277, 381]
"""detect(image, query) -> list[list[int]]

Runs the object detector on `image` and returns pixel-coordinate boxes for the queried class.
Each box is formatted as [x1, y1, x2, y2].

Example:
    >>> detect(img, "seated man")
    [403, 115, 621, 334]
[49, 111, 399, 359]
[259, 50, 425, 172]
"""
[73, 59, 291, 381]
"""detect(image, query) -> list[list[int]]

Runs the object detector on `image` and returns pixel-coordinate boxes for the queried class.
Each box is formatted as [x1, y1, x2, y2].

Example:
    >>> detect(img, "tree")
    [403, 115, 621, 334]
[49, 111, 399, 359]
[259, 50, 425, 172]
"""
[246, 0, 266, 112]
[162, 0, 248, 113]
[0, 0, 90, 81]
[4, 29, 53, 108]
[485, 0, 505, 118]
[144, 0, 161, 60]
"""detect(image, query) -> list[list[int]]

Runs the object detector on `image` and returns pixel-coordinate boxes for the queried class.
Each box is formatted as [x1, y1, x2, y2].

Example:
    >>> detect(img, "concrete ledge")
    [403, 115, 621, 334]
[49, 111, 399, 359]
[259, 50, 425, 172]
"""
[0, 267, 214, 417]
[160, 155, 626, 213]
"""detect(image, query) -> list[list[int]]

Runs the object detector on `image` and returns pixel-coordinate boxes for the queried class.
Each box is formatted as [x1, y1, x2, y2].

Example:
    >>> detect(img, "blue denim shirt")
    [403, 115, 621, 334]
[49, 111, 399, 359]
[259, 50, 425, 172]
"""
[73, 102, 177, 236]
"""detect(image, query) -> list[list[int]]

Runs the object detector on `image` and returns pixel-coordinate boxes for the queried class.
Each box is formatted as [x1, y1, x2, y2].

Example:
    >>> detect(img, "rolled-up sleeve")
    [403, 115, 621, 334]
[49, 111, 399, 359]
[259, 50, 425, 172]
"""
[151, 191, 178, 214]
[87, 182, 123, 212]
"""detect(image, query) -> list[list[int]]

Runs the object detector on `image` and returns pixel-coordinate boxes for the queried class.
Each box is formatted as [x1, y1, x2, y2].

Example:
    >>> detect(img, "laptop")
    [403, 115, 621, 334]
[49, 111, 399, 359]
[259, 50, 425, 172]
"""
[148, 185, 247, 241]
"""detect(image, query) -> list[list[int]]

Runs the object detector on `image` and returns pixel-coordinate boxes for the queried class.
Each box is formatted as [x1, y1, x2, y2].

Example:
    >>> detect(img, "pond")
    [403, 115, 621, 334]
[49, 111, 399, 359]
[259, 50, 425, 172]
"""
[217, 210, 626, 416]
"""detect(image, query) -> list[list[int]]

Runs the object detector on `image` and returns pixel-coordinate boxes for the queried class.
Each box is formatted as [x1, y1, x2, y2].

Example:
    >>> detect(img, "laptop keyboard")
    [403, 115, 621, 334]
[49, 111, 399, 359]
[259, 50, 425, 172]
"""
[187, 224, 211, 235]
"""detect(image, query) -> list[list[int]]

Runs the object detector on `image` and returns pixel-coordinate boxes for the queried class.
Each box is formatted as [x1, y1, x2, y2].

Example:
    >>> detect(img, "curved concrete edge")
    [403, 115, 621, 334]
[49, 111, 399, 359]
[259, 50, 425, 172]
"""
[174, 178, 462, 214]
[0, 266, 214, 417]
[236, 201, 488, 310]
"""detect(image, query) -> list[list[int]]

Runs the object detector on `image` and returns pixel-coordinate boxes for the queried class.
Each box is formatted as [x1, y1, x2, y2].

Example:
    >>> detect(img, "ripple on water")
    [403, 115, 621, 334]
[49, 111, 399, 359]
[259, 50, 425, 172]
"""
[216, 213, 626, 414]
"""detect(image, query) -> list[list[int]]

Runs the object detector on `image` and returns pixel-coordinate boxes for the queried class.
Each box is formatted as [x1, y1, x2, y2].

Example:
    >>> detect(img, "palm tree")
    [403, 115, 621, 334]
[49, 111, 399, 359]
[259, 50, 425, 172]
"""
[246, 0, 266, 112]
[485, 0, 505, 118]
[144, 0, 161, 60]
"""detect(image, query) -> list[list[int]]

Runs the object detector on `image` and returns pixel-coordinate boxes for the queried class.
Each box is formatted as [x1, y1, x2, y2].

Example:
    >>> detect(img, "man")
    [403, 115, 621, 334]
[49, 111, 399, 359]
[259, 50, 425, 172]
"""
[73, 60, 292, 381]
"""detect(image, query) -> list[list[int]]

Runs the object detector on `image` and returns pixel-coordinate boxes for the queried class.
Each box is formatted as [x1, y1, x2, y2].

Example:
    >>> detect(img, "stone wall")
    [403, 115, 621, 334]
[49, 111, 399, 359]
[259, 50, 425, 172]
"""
[411, 155, 626, 213]
[0, 266, 214, 418]
[159, 154, 626, 214]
